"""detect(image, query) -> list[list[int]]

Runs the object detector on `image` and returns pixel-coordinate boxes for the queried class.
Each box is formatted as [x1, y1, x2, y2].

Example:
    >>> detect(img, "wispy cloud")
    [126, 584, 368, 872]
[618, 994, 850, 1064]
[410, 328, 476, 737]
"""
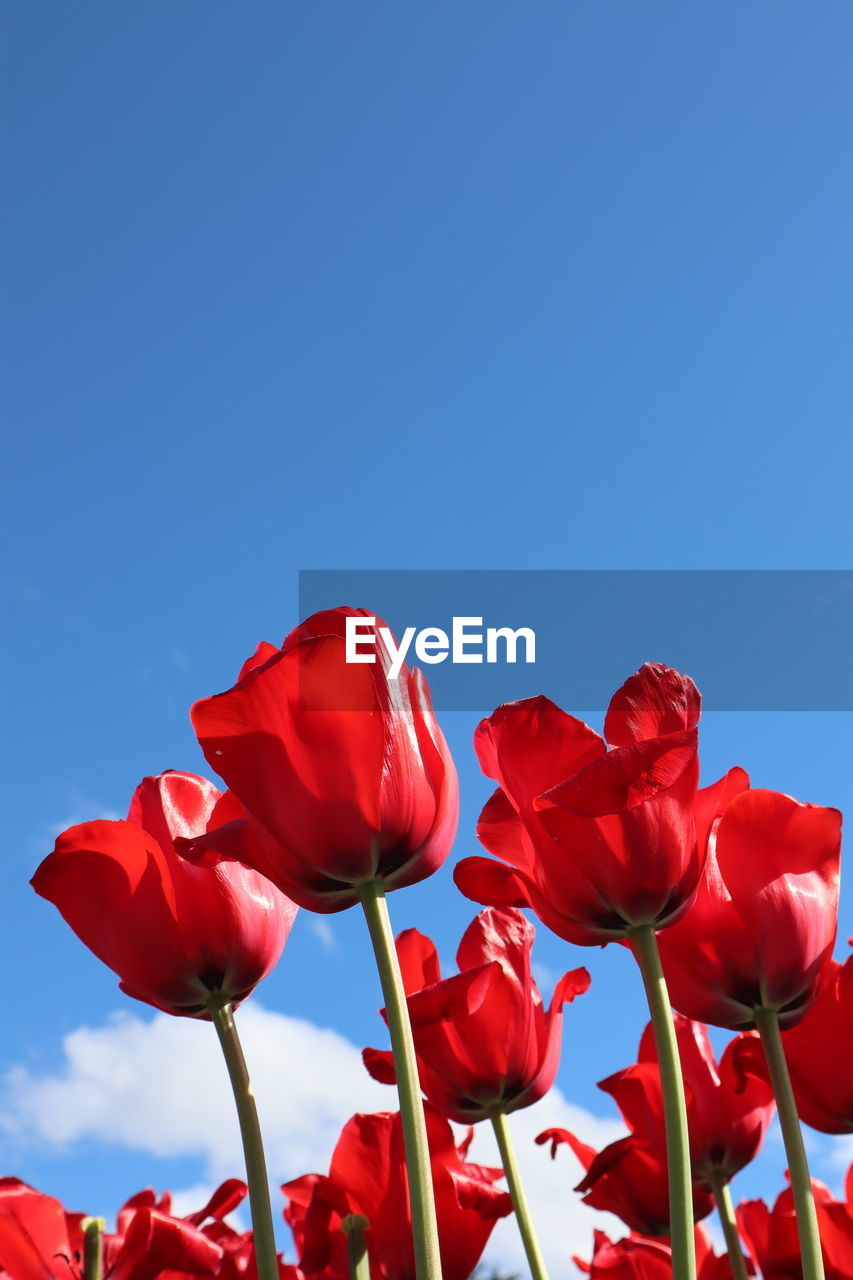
[1, 1003, 624, 1273]
[309, 918, 338, 950]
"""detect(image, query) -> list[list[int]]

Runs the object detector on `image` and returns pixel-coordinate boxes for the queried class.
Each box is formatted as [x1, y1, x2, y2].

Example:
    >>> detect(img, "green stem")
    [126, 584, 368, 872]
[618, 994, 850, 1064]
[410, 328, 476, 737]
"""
[708, 1173, 749, 1280]
[208, 997, 279, 1280]
[359, 880, 442, 1280]
[629, 925, 696, 1280]
[491, 1111, 550, 1280]
[754, 1006, 825, 1280]
[82, 1218, 104, 1280]
[342, 1213, 371, 1280]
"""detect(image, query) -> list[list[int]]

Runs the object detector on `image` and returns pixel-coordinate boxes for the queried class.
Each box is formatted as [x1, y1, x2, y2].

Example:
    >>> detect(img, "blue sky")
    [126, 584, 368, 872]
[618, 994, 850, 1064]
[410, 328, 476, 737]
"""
[2, 2, 852, 1271]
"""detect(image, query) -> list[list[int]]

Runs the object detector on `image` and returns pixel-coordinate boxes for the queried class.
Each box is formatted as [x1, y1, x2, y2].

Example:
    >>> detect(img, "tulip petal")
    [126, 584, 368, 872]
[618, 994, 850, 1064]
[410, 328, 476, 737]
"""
[543, 729, 698, 818]
[0, 1180, 70, 1280]
[604, 663, 701, 747]
[395, 928, 443, 994]
[474, 698, 605, 817]
[362, 1047, 397, 1085]
[453, 856, 534, 908]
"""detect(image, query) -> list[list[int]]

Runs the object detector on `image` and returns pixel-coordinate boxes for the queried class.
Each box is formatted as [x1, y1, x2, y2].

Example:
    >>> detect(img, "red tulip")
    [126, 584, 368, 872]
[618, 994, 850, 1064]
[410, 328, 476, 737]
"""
[737, 1167, 853, 1280]
[188, 608, 459, 913]
[576, 1225, 742, 1280]
[599, 1016, 775, 1183]
[31, 771, 297, 1017]
[0, 1178, 224, 1280]
[781, 946, 853, 1133]
[363, 907, 590, 1122]
[282, 1107, 511, 1280]
[575, 1229, 676, 1280]
[181, 1181, 300, 1280]
[657, 778, 842, 1030]
[454, 664, 702, 945]
[536, 1128, 714, 1237]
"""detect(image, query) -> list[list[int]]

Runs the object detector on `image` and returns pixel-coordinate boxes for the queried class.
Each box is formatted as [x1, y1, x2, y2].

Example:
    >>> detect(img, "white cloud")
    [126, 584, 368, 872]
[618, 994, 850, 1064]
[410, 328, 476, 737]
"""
[1, 1003, 624, 1273]
[309, 918, 338, 950]
[2, 1004, 388, 1183]
[45, 792, 121, 839]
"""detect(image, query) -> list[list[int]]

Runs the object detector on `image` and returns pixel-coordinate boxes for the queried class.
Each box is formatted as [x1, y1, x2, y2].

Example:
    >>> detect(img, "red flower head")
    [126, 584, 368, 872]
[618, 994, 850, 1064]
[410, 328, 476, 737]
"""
[599, 1016, 775, 1184]
[737, 1167, 853, 1280]
[576, 1225, 742, 1280]
[535, 1128, 714, 1238]
[656, 773, 842, 1030]
[281, 1107, 512, 1280]
[0, 1178, 225, 1280]
[781, 945, 853, 1134]
[31, 771, 297, 1017]
[188, 608, 459, 913]
[363, 906, 590, 1122]
[177, 1181, 300, 1280]
[454, 664, 703, 945]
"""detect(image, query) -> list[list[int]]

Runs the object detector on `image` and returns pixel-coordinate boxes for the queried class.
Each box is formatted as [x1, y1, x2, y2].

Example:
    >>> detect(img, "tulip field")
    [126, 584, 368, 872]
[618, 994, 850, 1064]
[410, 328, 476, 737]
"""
[4, 607, 850, 1280]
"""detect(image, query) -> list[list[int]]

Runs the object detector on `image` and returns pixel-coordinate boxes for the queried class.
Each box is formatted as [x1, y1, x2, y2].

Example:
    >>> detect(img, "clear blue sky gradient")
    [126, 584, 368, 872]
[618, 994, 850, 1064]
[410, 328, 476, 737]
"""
[2, 0, 851, 1248]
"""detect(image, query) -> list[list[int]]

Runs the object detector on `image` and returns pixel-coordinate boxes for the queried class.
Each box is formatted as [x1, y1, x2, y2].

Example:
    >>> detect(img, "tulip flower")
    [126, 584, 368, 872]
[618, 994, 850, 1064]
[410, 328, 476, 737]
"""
[597, 1016, 773, 1280]
[364, 908, 590, 1124]
[190, 607, 460, 1280]
[657, 781, 841, 1033]
[454, 663, 703, 1280]
[181, 1181, 301, 1280]
[31, 771, 300, 1280]
[737, 1167, 853, 1280]
[32, 770, 296, 1018]
[781, 946, 853, 1134]
[601, 1017, 774, 1186]
[281, 1107, 512, 1280]
[576, 1226, 742, 1280]
[536, 1127, 714, 1237]
[657, 779, 842, 1280]
[189, 608, 458, 915]
[0, 1177, 226, 1280]
[454, 664, 702, 945]
[363, 907, 589, 1280]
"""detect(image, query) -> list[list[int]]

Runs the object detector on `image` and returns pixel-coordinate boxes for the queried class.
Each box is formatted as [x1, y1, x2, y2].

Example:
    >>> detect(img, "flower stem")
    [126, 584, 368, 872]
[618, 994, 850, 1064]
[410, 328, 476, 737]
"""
[754, 1006, 825, 1280]
[342, 1213, 371, 1280]
[708, 1173, 749, 1280]
[82, 1218, 104, 1280]
[491, 1111, 550, 1280]
[359, 879, 443, 1280]
[629, 925, 696, 1280]
[208, 997, 279, 1280]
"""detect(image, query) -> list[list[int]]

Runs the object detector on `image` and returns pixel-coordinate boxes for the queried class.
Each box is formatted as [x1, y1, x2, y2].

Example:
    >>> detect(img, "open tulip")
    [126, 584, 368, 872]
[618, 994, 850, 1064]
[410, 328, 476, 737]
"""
[363, 907, 590, 1123]
[536, 1128, 714, 1237]
[657, 777, 843, 1280]
[576, 1226, 741, 1280]
[282, 1107, 512, 1280]
[455, 664, 704, 1280]
[188, 607, 458, 914]
[31, 770, 297, 1017]
[454, 663, 702, 945]
[598, 1015, 773, 1280]
[737, 1167, 853, 1280]
[781, 946, 853, 1134]
[363, 907, 588, 1280]
[600, 1017, 775, 1186]
[0, 1178, 227, 1280]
